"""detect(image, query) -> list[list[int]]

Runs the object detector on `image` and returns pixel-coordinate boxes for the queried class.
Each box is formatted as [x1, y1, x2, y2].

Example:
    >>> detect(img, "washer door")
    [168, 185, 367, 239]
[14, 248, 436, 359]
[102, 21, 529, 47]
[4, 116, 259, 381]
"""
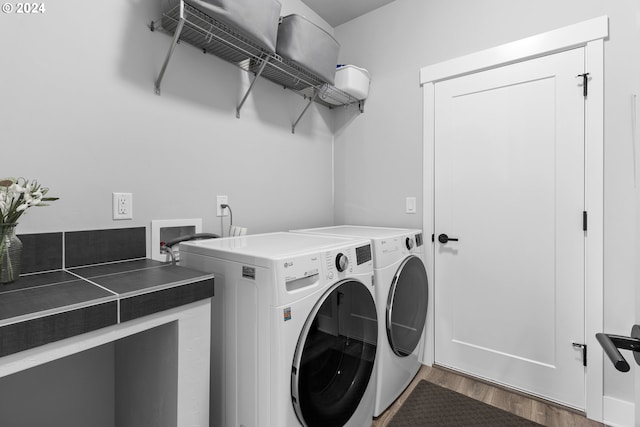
[292, 279, 377, 427]
[386, 255, 429, 357]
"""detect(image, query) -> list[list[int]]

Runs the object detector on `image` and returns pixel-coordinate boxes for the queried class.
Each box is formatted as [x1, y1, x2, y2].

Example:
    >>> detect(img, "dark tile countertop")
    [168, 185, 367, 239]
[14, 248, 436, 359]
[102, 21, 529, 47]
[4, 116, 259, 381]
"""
[0, 259, 214, 358]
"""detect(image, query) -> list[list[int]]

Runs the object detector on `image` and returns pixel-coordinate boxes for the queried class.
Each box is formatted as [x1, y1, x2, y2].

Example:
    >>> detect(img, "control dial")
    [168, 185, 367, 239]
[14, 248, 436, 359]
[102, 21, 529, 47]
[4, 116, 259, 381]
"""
[335, 253, 349, 272]
[405, 237, 415, 250]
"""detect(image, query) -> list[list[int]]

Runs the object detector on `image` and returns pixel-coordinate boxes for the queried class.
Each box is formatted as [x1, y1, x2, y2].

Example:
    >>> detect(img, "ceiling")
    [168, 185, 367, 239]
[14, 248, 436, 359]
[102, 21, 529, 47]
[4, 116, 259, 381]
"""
[300, 0, 396, 27]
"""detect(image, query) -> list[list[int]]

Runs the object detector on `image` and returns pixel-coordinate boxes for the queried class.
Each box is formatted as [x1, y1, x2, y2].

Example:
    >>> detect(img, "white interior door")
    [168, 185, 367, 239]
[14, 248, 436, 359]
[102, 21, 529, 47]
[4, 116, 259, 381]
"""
[636, 300, 640, 426]
[636, 147, 640, 427]
[434, 47, 586, 409]
[636, 268, 640, 426]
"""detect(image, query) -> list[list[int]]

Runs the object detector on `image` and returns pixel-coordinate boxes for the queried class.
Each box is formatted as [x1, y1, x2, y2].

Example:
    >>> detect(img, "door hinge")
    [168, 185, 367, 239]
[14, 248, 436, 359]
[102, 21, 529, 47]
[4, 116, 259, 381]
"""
[583, 211, 587, 231]
[577, 73, 590, 98]
[573, 342, 587, 366]
[431, 233, 435, 243]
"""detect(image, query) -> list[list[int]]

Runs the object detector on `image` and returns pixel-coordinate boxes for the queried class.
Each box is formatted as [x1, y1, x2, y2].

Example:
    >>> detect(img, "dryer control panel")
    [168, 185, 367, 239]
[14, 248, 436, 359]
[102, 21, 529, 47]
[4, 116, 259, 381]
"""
[405, 232, 424, 250]
[375, 232, 424, 268]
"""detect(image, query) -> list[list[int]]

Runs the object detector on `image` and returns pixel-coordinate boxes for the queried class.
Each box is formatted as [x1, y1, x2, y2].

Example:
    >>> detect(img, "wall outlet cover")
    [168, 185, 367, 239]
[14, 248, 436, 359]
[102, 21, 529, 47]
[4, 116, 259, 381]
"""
[113, 192, 133, 220]
[216, 195, 229, 217]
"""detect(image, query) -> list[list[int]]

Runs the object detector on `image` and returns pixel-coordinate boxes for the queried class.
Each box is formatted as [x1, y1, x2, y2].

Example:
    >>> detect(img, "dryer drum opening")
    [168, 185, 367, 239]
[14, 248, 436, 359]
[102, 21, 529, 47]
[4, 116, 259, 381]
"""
[387, 255, 429, 357]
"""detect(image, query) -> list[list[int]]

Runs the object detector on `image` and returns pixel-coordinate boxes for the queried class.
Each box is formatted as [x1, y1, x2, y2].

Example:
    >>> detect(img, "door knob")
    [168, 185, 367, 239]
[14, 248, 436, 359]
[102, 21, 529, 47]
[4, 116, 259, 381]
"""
[438, 233, 459, 244]
[596, 325, 640, 372]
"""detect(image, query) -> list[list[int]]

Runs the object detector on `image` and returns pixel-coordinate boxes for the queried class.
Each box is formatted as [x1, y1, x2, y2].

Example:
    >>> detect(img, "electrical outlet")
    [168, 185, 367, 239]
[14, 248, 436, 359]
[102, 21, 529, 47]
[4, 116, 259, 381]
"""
[217, 195, 228, 217]
[113, 192, 133, 220]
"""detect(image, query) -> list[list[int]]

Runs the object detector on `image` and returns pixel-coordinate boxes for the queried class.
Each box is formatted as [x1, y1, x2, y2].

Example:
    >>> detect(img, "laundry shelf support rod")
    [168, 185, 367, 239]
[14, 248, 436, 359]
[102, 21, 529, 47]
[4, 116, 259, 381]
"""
[292, 90, 320, 134]
[236, 57, 268, 118]
[154, 2, 185, 95]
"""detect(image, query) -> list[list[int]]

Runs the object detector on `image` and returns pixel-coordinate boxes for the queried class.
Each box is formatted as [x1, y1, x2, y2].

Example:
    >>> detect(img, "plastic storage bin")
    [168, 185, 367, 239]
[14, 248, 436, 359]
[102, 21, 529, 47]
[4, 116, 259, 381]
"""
[276, 14, 340, 84]
[335, 65, 370, 100]
[166, 0, 282, 53]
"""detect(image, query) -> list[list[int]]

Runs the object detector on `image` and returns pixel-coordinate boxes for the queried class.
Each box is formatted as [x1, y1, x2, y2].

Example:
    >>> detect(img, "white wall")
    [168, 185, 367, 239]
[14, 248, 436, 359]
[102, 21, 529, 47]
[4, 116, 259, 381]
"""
[334, 0, 639, 418]
[0, 344, 115, 426]
[0, 0, 336, 242]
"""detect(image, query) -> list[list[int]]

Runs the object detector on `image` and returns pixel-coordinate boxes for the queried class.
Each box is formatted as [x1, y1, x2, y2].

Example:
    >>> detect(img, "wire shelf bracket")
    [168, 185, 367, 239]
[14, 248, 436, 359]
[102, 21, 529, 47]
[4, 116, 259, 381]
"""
[153, 3, 186, 96]
[292, 90, 320, 134]
[237, 56, 268, 119]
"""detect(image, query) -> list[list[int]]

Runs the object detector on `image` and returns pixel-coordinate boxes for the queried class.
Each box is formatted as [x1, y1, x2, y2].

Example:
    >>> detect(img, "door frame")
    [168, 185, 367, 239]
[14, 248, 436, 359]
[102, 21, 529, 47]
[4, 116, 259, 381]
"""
[419, 16, 608, 421]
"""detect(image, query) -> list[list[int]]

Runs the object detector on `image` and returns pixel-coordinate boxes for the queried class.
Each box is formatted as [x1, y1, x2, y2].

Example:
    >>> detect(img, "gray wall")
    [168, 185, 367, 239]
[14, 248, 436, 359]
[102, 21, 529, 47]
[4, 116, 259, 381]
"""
[334, 0, 638, 412]
[0, 0, 336, 241]
[3, 0, 639, 421]
[1, 1, 336, 421]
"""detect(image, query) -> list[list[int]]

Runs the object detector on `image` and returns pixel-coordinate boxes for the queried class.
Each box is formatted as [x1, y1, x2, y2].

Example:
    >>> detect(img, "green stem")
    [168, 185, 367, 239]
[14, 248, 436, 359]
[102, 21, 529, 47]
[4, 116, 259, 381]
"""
[0, 225, 16, 283]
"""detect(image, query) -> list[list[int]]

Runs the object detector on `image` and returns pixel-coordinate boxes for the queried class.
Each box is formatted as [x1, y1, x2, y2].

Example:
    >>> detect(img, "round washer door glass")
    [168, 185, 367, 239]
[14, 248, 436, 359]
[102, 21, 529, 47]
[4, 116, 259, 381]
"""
[292, 279, 377, 427]
[387, 255, 428, 357]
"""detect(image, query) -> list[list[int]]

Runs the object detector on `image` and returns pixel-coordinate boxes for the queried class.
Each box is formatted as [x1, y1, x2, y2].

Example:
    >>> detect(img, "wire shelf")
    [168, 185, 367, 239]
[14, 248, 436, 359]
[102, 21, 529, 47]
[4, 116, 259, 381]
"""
[153, 1, 364, 127]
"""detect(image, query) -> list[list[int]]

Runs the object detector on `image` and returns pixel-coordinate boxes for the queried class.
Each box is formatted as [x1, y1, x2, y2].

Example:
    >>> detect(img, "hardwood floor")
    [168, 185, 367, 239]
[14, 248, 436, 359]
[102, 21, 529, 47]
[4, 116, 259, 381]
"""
[372, 365, 605, 427]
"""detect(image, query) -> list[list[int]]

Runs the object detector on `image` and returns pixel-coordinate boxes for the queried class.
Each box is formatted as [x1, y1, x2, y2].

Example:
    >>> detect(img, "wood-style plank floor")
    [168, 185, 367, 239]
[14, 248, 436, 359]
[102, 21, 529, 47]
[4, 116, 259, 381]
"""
[372, 365, 605, 427]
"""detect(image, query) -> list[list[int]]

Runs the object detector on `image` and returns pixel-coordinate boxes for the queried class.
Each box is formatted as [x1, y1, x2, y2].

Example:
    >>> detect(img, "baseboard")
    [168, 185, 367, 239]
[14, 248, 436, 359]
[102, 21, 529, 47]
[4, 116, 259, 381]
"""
[603, 396, 634, 427]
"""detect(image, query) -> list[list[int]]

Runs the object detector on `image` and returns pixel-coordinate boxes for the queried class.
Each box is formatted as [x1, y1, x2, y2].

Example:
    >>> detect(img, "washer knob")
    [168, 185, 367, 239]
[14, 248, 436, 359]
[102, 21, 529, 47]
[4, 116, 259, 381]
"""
[335, 253, 349, 272]
[406, 237, 415, 250]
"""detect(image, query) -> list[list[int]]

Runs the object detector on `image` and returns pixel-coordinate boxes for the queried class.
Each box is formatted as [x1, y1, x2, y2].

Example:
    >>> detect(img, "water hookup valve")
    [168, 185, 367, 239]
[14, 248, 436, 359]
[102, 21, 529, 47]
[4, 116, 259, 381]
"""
[160, 233, 220, 265]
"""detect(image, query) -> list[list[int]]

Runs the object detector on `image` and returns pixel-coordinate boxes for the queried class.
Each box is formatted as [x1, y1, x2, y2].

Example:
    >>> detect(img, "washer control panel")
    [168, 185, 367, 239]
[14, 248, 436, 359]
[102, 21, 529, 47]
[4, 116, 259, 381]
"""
[335, 253, 349, 272]
[324, 244, 372, 280]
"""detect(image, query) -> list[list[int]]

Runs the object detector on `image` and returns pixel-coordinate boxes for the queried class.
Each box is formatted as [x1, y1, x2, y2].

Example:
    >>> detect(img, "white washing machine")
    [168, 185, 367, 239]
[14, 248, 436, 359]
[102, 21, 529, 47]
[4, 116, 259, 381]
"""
[292, 226, 430, 417]
[179, 232, 378, 427]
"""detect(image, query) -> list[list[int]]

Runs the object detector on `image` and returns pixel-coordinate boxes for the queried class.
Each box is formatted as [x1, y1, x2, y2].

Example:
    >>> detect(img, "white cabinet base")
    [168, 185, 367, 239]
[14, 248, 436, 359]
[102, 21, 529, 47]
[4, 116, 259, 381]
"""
[0, 299, 211, 427]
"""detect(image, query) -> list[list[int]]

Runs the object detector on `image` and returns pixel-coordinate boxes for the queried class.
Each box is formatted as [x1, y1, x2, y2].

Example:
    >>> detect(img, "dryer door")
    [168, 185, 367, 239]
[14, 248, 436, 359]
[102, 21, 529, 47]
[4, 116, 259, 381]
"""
[387, 255, 429, 357]
[291, 279, 377, 427]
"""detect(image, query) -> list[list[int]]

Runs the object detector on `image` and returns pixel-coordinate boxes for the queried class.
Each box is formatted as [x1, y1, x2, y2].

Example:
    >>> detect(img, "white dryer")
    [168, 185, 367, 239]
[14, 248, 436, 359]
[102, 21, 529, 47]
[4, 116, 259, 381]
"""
[179, 232, 378, 427]
[292, 226, 430, 417]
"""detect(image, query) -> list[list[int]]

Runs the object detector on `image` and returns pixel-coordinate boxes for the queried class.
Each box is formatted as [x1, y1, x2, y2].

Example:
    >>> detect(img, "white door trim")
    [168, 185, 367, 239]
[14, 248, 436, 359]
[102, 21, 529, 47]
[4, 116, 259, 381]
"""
[420, 16, 608, 422]
[419, 15, 608, 85]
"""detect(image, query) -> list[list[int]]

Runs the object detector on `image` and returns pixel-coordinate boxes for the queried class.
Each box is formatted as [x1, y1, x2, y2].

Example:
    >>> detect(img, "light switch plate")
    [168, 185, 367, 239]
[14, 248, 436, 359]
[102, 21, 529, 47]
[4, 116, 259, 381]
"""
[406, 197, 417, 214]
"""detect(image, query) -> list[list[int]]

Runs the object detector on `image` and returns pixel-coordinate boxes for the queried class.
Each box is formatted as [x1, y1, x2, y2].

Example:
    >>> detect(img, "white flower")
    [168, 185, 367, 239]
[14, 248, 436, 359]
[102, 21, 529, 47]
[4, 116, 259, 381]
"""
[8, 183, 23, 194]
[0, 177, 57, 223]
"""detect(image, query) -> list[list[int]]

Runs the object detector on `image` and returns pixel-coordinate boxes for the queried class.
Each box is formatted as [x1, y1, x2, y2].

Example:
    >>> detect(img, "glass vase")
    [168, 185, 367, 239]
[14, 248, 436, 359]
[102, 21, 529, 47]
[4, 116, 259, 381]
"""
[0, 223, 22, 284]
